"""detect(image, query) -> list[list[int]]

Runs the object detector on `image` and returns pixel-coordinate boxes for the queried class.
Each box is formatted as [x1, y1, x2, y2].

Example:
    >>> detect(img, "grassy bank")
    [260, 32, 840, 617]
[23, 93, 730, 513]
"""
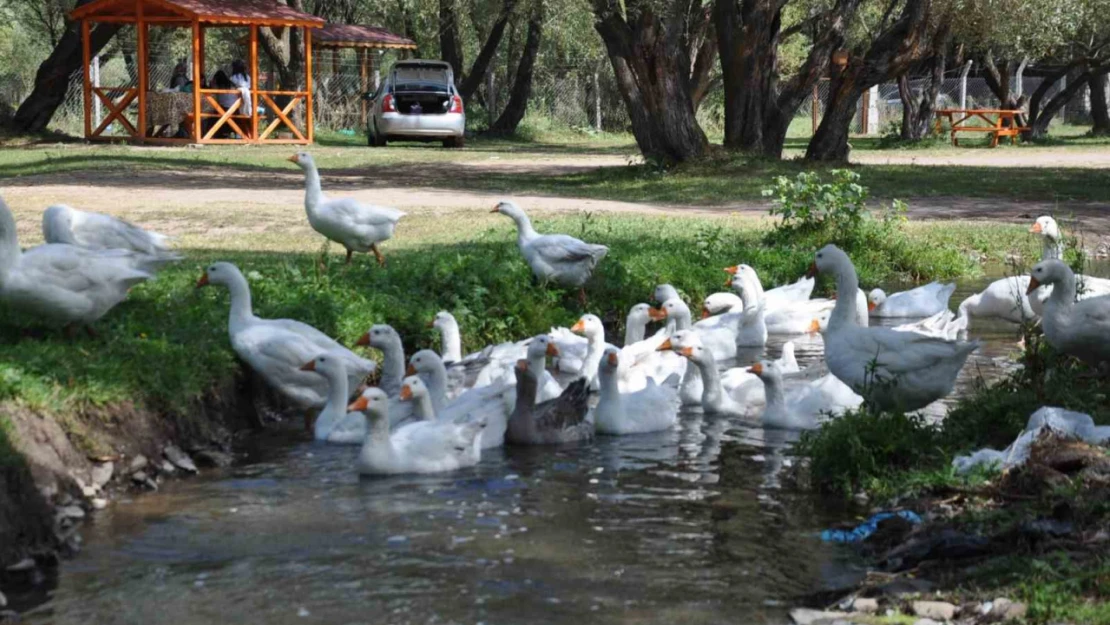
[794, 327, 1110, 624]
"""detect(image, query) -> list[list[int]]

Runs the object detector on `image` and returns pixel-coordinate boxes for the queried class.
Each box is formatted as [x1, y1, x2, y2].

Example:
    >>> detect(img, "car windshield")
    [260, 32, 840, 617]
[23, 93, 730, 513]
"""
[392, 80, 449, 94]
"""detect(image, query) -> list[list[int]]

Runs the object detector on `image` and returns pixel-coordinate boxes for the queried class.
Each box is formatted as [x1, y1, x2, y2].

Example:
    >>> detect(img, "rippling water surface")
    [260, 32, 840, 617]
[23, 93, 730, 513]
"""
[18, 275, 1035, 625]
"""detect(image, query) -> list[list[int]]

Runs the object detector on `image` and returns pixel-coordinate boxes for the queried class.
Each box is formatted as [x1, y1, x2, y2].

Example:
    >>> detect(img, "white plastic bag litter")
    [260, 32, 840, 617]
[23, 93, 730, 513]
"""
[953, 406, 1110, 474]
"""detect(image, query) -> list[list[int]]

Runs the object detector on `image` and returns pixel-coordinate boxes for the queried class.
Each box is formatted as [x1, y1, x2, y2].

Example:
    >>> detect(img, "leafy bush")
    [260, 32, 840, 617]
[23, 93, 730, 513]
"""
[763, 169, 868, 234]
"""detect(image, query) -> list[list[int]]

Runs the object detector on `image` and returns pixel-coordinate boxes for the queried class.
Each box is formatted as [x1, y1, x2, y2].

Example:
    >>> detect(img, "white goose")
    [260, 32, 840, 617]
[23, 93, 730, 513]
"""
[595, 347, 679, 435]
[620, 303, 686, 387]
[652, 297, 738, 361]
[289, 152, 405, 266]
[198, 262, 375, 416]
[348, 388, 483, 476]
[0, 197, 156, 335]
[748, 361, 862, 430]
[724, 266, 814, 310]
[491, 200, 608, 296]
[298, 352, 368, 444]
[354, 324, 415, 425]
[1027, 259, 1110, 365]
[893, 309, 967, 341]
[867, 282, 956, 318]
[42, 204, 179, 261]
[957, 275, 1037, 325]
[397, 376, 482, 464]
[1028, 216, 1110, 311]
[658, 339, 762, 417]
[725, 264, 848, 331]
[809, 245, 980, 412]
[407, 351, 518, 449]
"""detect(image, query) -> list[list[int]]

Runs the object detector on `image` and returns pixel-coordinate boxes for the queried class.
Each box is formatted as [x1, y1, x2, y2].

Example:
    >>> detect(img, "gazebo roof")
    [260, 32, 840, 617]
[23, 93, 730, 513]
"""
[71, 0, 325, 27]
[314, 24, 417, 50]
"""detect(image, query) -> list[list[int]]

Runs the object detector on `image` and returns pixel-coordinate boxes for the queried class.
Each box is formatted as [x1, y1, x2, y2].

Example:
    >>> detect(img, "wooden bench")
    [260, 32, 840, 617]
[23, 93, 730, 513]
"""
[934, 109, 1027, 147]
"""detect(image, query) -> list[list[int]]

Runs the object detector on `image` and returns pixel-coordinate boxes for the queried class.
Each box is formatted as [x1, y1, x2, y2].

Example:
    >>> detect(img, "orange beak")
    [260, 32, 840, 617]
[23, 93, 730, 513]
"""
[490, 205, 500, 213]
[748, 363, 763, 375]
[196, 272, 209, 288]
[287, 154, 300, 163]
[1030, 222, 1043, 234]
[679, 346, 695, 357]
[607, 352, 619, 366]
[399, 385, 413, 401]
[406, 364, 417, 376]
[299, 360, 316, 372]
[807, 319, 821, 334]
[656, 338, 673, 352]
[648, 307, 667, 321]
[546, 342, 559, 357]
[701, 307, 711, 320]
[805, 262, 819, 279]
[723, 266, 738, 275]
[867, 301, 877, 312]
[347, 396, 368, 411]
[571, 319, 586, 334]
[1026, 276, 1041, 294]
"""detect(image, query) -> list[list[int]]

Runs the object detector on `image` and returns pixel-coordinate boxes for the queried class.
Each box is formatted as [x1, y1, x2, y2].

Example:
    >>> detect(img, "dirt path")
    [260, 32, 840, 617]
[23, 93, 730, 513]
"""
[4, 153, 1110, 242]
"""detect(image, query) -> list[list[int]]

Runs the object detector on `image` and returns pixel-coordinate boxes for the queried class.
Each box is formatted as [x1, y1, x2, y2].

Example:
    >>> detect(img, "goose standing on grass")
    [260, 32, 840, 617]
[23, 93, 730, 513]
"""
[348, 388, 483, 476]
[289, 152, 405, 267]
[748, 361, 862, 430]
[1027, 259, 1110, 365]
[42, 204, 180, 262]
[0, 197, 158, 336]
[505, 360, 592, 445]
[491, 200, 608, 302]
[867, 282, 956, 317]
[197, 262, 375, 426]
[808, 245, 980, 412]
[595, 347, 679, 435]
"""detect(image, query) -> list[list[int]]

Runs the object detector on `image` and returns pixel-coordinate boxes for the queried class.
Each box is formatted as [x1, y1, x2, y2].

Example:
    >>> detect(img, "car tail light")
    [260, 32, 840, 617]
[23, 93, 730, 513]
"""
[449, 95, 464, 114]
[382, 94, 397, 113]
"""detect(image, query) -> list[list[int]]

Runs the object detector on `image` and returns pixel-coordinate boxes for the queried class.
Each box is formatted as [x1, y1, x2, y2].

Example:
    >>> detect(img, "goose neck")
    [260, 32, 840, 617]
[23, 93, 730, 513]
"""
[695, 357, 723, 408]
[1042, 236, 1063, 262]
[379, 342, 406, 397]
[510, 212, 538, 245]
[1048, 271, 1077, 307]
[762, 375, 785, 413]
[624, 319, 646, 346]
[828, 264, 861, 332]
[440, 322, 462, 363]
[225, 272, 255, 328]
[302, 164, 325, 213]
[362, 413, 394, 452]
[411, 393, 437, 422]
[421, 365, 449, 413]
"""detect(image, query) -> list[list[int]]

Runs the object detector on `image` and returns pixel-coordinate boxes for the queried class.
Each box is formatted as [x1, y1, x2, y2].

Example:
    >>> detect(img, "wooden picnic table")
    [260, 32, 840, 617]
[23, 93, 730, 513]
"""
[934, 109, 1027, 147]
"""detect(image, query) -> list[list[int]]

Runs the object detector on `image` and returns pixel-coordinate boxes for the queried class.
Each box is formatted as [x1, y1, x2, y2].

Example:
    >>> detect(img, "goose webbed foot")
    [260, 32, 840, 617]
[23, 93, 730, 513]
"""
[371, 244, 386, 267]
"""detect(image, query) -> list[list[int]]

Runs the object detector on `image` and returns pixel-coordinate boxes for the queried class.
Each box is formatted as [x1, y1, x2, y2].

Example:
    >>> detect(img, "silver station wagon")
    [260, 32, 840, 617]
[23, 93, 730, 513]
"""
[365, 59, 465, 148]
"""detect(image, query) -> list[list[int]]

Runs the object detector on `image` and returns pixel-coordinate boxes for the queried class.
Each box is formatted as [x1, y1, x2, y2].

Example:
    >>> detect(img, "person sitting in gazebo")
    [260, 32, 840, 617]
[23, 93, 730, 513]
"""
[230, 59, 252, 116]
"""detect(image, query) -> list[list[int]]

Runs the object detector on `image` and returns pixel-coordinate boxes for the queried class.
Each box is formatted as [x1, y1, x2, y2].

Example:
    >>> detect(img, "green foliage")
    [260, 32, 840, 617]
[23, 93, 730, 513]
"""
[764, 169, 868, 234]
[966, 552, 1110, 625]
[795, 409, 948, 497]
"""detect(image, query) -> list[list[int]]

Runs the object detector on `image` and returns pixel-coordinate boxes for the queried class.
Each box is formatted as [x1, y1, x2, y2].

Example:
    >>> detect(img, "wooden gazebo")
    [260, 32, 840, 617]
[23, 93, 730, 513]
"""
[314, 24, 417, 126]
[70, 0, 325, 145]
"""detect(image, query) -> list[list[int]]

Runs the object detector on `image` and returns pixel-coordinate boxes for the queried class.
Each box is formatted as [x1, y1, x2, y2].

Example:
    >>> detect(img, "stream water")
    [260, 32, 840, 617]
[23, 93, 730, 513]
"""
[13, 276, 1035, 625]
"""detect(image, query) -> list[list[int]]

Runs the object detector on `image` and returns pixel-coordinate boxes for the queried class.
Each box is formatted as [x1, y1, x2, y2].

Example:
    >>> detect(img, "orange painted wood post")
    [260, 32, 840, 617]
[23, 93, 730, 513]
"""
[811, 83, 819, 135]
[305, 27, 314, 143]
[359, 48, 368, 127]
[192, 20, 202, 142]
[250, 24, 259, 141]
[136, 1, 148, 140]
[82, 20, 92, 139]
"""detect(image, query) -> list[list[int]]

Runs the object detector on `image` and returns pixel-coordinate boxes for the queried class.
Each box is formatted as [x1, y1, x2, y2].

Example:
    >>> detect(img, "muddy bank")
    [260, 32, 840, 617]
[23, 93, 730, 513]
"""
[0, 371, 258, 577]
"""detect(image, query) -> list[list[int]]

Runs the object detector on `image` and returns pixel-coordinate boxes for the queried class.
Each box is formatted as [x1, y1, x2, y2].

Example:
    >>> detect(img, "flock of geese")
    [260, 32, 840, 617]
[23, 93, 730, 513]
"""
[1, 152, 1108, 476]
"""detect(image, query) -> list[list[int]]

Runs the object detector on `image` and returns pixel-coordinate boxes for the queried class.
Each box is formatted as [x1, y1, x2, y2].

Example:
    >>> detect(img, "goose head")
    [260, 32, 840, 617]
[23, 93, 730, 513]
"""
[196, 261, 243, 288]
[512, 358, 539, 390]
[653, 284, 680, 304]
[570, 314, 604, 339]
[407, 349, 443, 376]
[287, 151, 315, 169]
[599, 346, 620, 377]
[347, 387, 389, 418]
[490, 200, 525, 220]
[703, 292, 741, 318]
[299, 352, 347, 378]
[430, 311, 457, 331]
[42, 205, 77, 241]
[626, 303, 654, 327]
[655, 298, 692, 326]
[356, 324, 401, 350]
[1027, 259, 1073, 293]
[1030, 215, 1060, 241]
[806, 244, 850, 278]
[655, 329, 703, 353]
[527, 334, 559, 361]
[747, 360, 782, 383]
[397, 375, 428, 402]
[867, 288, 886, 311]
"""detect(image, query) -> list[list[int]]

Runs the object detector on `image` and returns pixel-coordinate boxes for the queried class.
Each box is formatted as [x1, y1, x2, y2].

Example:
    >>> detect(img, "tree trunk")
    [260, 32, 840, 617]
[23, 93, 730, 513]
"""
[489, 0, 543, 134]
[715, 0, 861, 157]
[592, 0, 708, 163]
[259, 1, 306, 126]
[688, 4, 718, 111]
[396, 0, 417, 42]
[1026, 66, 1092, 139]
[806, 0, 934, 162]
[1090, 72, 1110, 136]
[898, 37, 947, 140]
[980, 51, 1026, 116]
[10, 0, 120, 133]
[457, 0, 517, 101]
[439, 0, 465, 74]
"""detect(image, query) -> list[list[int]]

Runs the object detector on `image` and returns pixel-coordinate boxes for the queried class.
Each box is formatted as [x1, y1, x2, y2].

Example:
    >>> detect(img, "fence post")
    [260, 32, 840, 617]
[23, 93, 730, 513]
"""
[594, 71, 601, 132]
[959, 60, 972, 110]
[487, 70, 495, 127]
[867, 85, 879, 134]
[92, 55, 102, 129]
[811, 83, 819, 134]
[1015, 58, 1028, 100]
